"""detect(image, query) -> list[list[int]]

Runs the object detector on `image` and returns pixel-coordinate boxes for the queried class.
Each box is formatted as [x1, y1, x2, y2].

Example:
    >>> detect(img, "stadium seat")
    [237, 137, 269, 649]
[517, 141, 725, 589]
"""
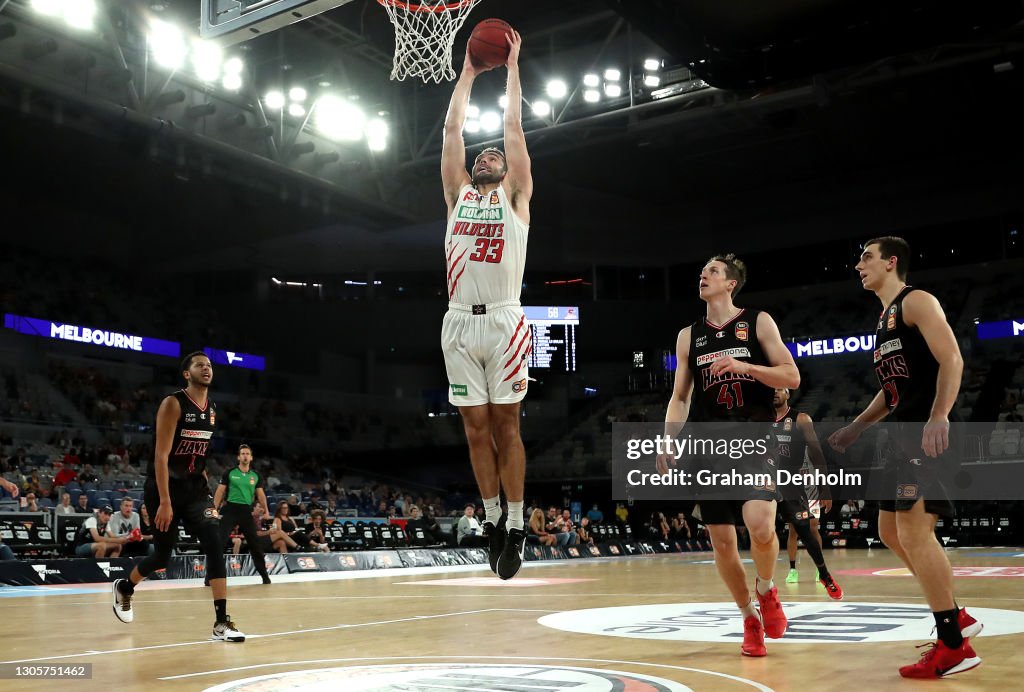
[989, 431, 1005, 457]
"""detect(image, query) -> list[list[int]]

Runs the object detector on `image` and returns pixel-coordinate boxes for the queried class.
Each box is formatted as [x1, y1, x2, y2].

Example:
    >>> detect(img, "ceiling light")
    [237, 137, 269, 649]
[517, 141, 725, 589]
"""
[583, 73, 600, 88]
[644, 58, 661, 71]
[546, 79, 567, 99]
[264, 90, 285, 110]
[583, 89, 600, 103]
[604, 68, 621, 81]
[531, 100, 551, 117]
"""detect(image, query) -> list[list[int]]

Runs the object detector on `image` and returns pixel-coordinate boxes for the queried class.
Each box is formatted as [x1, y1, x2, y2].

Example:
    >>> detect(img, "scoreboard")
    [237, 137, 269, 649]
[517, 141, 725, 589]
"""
[523, 306, 579, 372]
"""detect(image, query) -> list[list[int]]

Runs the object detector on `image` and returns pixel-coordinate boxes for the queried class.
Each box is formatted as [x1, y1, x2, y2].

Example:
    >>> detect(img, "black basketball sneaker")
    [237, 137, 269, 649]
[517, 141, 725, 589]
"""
[482, 521, 505, 574]
[497, 527, 527, 580]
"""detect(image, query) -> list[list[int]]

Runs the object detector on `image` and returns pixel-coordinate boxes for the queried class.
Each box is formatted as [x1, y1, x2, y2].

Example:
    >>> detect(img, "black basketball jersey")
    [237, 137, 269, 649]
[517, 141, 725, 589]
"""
[688, 308, 775, 422]
[149, 389, 217, 479]
[772, 408, 808, 472]
[873, 286, 945, 422]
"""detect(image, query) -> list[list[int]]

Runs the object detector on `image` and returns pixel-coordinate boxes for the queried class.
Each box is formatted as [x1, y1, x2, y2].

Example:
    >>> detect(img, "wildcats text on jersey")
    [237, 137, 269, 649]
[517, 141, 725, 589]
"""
[451, 221, 505, 238]
[695, 347, 752, 367]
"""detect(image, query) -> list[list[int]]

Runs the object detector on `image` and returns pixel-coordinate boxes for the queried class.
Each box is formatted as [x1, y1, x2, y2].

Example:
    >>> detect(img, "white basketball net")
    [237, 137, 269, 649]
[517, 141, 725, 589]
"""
[378, 0, 483, 83]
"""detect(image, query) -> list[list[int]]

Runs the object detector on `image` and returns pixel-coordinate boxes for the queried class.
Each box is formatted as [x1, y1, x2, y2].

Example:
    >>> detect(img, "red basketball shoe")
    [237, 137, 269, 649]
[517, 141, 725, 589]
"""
[899, 640, 981, 679]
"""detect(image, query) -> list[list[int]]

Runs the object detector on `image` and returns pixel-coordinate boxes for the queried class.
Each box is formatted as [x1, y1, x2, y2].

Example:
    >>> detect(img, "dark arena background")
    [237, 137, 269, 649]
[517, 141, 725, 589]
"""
[1, 0, 1024, 689]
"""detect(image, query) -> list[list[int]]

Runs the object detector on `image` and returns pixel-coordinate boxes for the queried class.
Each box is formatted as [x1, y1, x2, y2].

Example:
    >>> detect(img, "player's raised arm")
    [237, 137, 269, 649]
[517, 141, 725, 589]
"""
[442, 52, 486, 215]
[501, 30, 532, 219]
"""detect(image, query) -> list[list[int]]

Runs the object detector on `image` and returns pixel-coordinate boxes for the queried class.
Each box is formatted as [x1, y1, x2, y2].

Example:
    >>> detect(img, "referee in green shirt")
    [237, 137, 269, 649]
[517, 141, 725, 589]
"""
[214, 444, 272, 584]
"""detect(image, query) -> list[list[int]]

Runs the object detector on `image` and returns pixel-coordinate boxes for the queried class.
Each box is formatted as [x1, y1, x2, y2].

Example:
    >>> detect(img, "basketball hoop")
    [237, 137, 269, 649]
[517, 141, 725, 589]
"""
[378, 0, 482, 83]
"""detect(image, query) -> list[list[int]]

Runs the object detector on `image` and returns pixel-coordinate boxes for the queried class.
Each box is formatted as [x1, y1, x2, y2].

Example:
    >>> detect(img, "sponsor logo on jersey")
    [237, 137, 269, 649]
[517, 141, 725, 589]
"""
[511, 378, 528, 393]
[180, 429, 213, 440]
[878, 338, 902, 356]
[695, 347, 751, 366]
[457, 206, 504, 221]
[695, 335, 707, 348]
[450, 384, 469, 396]
[735, 321, 749, 341]
[715, 331, 725, 338]
[462, 189, 480, 201]
[184, 413, 196, 423]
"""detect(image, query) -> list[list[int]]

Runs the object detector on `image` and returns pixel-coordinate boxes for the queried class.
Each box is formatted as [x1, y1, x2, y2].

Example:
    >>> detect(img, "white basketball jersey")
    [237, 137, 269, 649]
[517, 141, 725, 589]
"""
[444, 184, 529, 305]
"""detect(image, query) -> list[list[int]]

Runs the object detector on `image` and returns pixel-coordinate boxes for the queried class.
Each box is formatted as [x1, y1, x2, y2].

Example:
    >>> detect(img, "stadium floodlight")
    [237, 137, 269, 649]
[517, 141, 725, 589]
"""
[582, 73, 600, 88]
[644, 74, 661, 88]
[223, 57, 244, 75]
[222, 73, 242, 91]
[498, 94, 509, 110]
[464, 119, 481, 134]
[604, 68, 621, 82]
[644, 58, 661, 71]
[604, 83, 622, 98]
[289, 86, 308, 103]
[466, 104, 480, 118]
[315, 94, 366, 142]
[149, 19, 187, 70]
[288, 103, 306, 118]
[545, 79, 567, 99]
[63, 0, 97, 31]
[366, 118, 388, 152]
[264, 90, 285, 110]
[583, 89, 600, 103]
[191, 40, 222, 83]
[531, 100, 551, 117]
[480, 110, 501, 132]
[30, 0, 62, 17]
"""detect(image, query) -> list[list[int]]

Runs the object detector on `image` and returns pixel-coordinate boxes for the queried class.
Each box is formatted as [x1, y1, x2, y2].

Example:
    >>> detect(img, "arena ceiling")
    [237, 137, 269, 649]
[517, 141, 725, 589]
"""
[1, 0, 1023, 274]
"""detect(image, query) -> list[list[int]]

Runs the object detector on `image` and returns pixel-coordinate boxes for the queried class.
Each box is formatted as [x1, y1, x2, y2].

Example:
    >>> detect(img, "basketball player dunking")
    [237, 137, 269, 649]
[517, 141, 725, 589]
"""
[112, 352, 244, 642]
[657, 254, 799, 657]
[829, 237, 981, 678]
[441, 30, 532, 579]
[772, 387, 843, 599]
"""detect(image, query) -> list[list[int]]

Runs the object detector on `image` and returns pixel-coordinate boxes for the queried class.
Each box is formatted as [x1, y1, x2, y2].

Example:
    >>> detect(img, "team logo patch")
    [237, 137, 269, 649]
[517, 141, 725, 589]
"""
[887, 305, 898, 331]
[783, 418, 793, 432]
[210, 409, 216, 426]
[897, 483, 918, 498]
[511, 378, 528, 393]
[450, 384, 469, 396]
[249, 478, 255, 485]
[735, 321, 748, 341]
[539, 602, 1024, 644]
[200, 664, 695, 692]
[489, 190, 499, 205]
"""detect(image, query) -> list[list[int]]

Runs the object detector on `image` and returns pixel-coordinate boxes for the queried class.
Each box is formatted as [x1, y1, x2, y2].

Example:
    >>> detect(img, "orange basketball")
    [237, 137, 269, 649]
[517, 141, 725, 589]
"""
[467, 18, 513, 69]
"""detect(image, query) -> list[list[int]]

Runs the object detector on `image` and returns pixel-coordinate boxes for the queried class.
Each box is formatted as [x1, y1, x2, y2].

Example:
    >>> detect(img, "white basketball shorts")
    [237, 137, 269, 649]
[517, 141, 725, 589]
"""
[442, 301, 531, 406]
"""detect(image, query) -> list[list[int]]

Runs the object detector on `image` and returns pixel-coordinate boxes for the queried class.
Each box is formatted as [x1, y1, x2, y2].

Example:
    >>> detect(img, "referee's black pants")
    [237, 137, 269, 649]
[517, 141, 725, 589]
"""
[218, 502, 270, 580]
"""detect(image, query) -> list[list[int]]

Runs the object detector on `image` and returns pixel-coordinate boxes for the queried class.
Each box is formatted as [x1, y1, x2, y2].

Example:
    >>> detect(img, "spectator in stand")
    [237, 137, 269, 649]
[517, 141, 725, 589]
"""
[63, 448, 81, 467]
[53, 461, 77, 490]
[107, 498, 154, 557]
[304, 510, 331, 552]
[78, 464, 98, 484]
[671, 513, 692, 543]
[840, 499, 864, 515]
[374, 500, 389, 518]
[545, 506, 576, 546]
[615, 502, 629, 523]
[648, 512, 671, 541]
[528, 508, 557, 546]
[74, 505, 123, 558]
[22, 492, 41, 512]
[271, 501, 321, 553]
[577, 516, 595, 545]
[561, 509, 576, 533]
[286, 494, 303, 517]
[586, 504, 604, 524]
[457, 503, 485, 547]
[55, 493, 76, 516]
[98, 463, 117, 483]
[325, 496, 339, 515]
[75, 494, 91, 513]
[409, 505, 446, 545]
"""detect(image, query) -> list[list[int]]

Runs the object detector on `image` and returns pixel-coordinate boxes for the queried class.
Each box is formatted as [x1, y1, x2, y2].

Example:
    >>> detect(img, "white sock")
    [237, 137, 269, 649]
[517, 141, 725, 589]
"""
[507, 501, 525, 531]
[756, 577, 774, 596]
[483, 496, 501, 526]
[740, 599, 757, 619]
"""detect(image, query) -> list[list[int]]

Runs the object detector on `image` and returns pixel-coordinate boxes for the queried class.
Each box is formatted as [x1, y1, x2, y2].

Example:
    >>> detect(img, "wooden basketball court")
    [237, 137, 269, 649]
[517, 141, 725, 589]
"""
[1, 548, 1020, 690]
